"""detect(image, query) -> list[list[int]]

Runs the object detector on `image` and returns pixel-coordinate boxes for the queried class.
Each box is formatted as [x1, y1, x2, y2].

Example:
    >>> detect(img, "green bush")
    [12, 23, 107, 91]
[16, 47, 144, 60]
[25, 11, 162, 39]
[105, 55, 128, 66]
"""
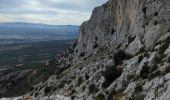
[68, 48, 74, 53]
[154, 20, 158, 25]
[154, 12, 158, 16]
[159, 43, 169, 54]
[142, 7, 147, 19]
[95, 36, 98, 41]
[93, 93, 105, 100]
[128, 36, 136, 44]
[168, 28, 170, 32]
[148, 70, 161, 80]
[85, 73, 90, 80]
[140, 63, 150, 79]
[138, 55, 144, 63]
[72, 40, 78, 49]
[79, 52, 85, 57]
[89, 84, 98, 93]
[135, 94, 145, 100]
[77, 77, 83, 86]
[102, 65, 122, 88]
[44, 86, 53, 94]
[113, 50, 132, 65]
[167, 56, 170, 63]
[158, 36, 170, 54]
[135, 85, 143, 93]
[107, 90, 117, 100]
[93, 43, 98, 49]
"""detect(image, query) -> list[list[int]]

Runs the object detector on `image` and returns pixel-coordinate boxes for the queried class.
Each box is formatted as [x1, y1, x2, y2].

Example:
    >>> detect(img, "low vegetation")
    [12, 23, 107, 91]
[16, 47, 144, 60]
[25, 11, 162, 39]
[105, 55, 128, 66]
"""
[113, 50, 132, 65]
[89, 84, 98, 93]
[102, 65, 122, 88]
[77, 77, 83, 86]
[93, 94, 105, 100]
[44, 86, 53, 95]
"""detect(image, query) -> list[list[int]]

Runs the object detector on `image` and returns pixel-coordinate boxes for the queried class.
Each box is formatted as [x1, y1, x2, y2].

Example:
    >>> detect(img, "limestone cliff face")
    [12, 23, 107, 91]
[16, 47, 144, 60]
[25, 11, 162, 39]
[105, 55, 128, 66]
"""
[76, 0, 170, 56]
[24, 0, 170, 100]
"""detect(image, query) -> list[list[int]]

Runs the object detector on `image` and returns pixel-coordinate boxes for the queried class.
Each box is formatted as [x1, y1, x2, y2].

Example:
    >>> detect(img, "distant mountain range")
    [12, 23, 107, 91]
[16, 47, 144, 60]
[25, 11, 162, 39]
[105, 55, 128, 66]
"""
[0, 22, 79, 41]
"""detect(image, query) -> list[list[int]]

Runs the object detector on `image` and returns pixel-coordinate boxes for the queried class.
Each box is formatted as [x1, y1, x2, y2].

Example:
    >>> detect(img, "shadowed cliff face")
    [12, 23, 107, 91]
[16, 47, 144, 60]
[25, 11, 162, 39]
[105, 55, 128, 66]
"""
[3, 0, 170, 99]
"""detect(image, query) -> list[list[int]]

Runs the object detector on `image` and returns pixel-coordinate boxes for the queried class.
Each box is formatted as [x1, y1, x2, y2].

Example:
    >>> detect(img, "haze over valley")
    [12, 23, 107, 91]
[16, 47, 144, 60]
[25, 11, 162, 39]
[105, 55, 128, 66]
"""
[0, 22, 78, 70]
[0, 22, 79, 44]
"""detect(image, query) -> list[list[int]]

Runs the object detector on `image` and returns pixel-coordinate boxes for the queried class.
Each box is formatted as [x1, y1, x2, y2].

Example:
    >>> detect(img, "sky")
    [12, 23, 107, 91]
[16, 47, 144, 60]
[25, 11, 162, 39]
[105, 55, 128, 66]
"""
[0, 0, 107, 25]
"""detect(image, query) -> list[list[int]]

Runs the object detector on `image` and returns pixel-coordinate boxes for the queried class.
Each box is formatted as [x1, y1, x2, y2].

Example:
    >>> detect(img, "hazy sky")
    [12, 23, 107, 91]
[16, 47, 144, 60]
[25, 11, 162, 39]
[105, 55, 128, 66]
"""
[0, 0, 107, 25]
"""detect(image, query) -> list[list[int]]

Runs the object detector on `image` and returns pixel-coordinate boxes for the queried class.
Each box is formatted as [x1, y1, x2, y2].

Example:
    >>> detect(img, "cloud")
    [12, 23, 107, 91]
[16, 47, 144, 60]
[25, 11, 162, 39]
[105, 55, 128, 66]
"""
[0, 0, 107, 25]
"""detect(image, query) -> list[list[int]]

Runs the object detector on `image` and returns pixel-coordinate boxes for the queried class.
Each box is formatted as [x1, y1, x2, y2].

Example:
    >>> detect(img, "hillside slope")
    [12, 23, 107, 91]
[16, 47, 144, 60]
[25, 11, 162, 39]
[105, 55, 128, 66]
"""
[4, 0, 170, 99]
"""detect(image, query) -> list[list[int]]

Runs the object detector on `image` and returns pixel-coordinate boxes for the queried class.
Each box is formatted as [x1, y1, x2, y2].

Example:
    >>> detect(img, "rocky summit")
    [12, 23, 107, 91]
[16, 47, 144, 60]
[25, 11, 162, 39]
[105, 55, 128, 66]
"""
[3, 0, 170, 99]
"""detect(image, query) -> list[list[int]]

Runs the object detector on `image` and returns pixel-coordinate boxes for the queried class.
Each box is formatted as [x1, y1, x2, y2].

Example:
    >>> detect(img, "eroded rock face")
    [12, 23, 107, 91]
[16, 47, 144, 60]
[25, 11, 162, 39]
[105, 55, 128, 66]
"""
[76, 0, 170, 55]
[5, 0, 170, 99]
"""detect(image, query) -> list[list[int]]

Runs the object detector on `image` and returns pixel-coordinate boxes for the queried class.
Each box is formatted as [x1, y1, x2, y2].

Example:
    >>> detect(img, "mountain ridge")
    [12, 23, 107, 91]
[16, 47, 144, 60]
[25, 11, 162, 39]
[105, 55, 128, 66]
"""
[0, 22, 79, 41]
[0, 22, 79, 27]
[2, 0, 170, 99]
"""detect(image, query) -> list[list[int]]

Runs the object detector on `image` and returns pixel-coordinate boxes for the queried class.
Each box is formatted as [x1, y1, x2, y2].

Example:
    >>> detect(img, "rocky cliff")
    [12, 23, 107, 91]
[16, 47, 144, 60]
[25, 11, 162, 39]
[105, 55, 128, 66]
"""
[10, 0, 170, 99]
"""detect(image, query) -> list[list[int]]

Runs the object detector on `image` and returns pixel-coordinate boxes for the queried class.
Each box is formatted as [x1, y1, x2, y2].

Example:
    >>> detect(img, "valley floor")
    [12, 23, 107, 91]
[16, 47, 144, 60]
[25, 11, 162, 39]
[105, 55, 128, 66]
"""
[0, 39, 74, 98]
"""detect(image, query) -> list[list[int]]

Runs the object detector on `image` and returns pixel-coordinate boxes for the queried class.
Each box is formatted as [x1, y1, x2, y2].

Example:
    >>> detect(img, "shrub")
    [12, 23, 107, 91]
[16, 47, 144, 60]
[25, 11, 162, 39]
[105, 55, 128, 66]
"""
[102, 65, 122, 88]
[168, 28, 170, 32]
[85, 73, 90, 80]
[68, 48, 74, 53]
[166, 66, 170, 72]
[159, 43, 169, 54]
[71, 95, 76, 100]
[111, 29, 116, 35]
[55, 80, 67, 89]
[116, 43, 122, 49]
[93, 43, 98, 49]
[143, 52, 150, 58]
[138, 55, 144, 63]
[127, 74, 135, 81]
[142, 7, 147, 19]
[161, 36, 170, 53]
[148, 70, 161, 80]
[34, 92, 38, 97]
[72, 40, 78, 49]
[58, 81, 65, 88]
[29, 87, 34, 92]
[154, 12, 158, 16]
[82, 86, 86, 91]
[77, 77, 83, 86]
[79, 52, 85, 57]
[140, 63, 150, 79]
[95, 36, 98, 41]
[167, 56, 170, 63]
[89, 84, 98, 93]
[112, 95, 121, 100]
[128, 36, 136, 44]
[154, 20, 158, 25]
[107, 90, 116, 100]
[162, 65, 170, 75]
[93, 94, 105, 100]
[44, 86, 53, 94]
[113, 50, 132, 65]
[135, 94, 145, 100]
[135, 85, 143, 93]
[75, 49, 78, 53]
